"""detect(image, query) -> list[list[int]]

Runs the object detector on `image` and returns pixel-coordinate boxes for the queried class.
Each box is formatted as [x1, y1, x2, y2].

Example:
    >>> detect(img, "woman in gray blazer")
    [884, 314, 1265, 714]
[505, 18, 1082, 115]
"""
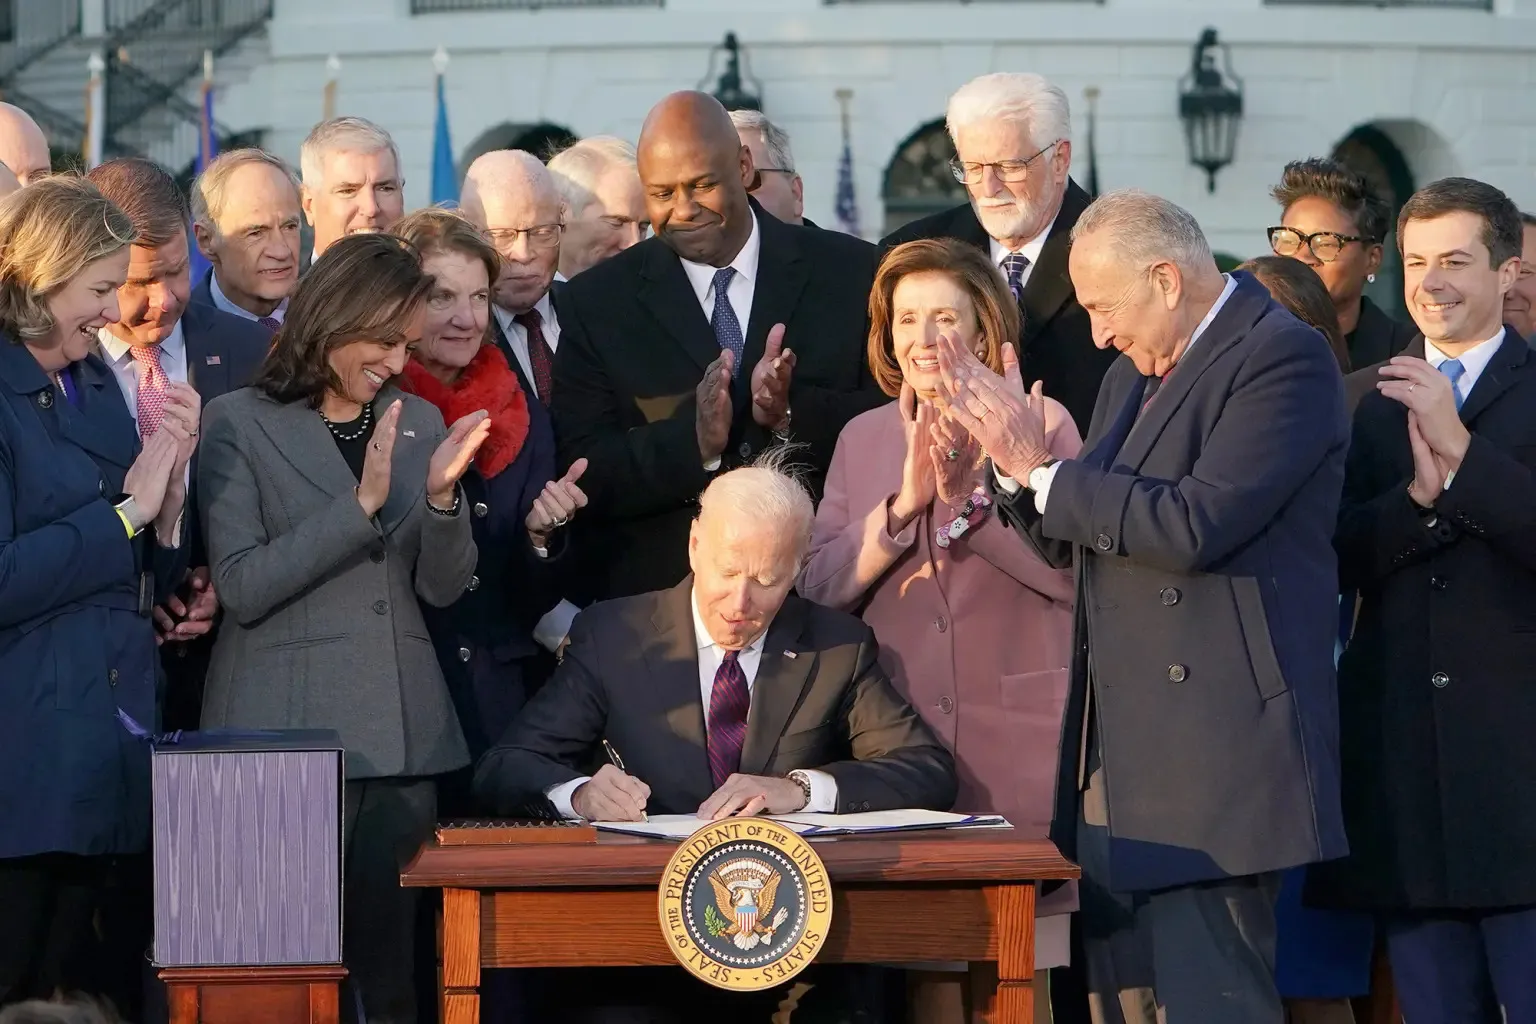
[197, 234, 491, 1024]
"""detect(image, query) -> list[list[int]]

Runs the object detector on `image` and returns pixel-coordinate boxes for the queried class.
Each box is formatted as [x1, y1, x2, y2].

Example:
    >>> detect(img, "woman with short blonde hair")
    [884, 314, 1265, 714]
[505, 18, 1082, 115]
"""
[0, 176, 200, 1001]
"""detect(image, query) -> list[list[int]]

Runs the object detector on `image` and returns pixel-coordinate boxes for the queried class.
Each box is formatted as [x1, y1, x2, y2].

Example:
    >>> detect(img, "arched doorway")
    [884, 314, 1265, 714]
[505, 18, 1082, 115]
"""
[1331, 123, 1416, 320]
[881, 118, 966, 236]
[460, 121, 579, 171]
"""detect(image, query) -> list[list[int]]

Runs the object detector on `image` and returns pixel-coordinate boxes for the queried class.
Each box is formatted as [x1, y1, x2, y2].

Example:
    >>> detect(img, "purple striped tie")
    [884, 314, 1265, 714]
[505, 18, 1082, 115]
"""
[706, 651, 750, 789]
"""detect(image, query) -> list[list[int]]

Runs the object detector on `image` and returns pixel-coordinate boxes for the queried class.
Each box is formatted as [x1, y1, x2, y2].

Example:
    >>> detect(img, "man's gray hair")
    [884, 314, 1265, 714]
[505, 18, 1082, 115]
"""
[1071, 188, 1214, 271]
[191, 148, 300, 233]
[946, 72, 1071, 152]
[547, 136, 636, 218]
[729, 110, 796, 175]
[300, 116, 400, 187]
[697, 447, 814, 560]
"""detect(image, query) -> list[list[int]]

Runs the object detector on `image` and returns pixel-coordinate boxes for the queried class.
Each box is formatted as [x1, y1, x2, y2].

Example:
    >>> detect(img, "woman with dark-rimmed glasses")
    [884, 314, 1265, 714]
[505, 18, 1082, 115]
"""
[1269, 158, 1416, 372]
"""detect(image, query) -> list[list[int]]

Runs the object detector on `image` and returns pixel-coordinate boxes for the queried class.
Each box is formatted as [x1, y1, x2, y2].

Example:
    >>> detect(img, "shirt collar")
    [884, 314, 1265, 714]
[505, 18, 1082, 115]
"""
[98, 319, 185, 367]
[211, 271, 287, 323]
[689, 586, 768, 656]
[988, 212, 1058, 269]
[679, 210, 762, 308]
[1425, 327, 1505, 376]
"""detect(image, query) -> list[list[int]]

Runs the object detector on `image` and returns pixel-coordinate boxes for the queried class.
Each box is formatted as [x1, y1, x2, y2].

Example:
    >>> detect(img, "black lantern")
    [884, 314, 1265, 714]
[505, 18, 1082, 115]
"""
[701, 32, 762, 112]
[1177, 28, 1243, 193]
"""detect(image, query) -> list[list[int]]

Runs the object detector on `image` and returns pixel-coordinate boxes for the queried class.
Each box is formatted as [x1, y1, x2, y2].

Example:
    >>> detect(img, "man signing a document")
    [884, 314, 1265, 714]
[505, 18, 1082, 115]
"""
[474, 455, 958, 823]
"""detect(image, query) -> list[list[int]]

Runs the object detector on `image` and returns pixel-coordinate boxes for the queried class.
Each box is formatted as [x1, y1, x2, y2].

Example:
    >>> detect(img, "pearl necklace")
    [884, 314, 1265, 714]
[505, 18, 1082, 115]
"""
[320, 401, 373, 442]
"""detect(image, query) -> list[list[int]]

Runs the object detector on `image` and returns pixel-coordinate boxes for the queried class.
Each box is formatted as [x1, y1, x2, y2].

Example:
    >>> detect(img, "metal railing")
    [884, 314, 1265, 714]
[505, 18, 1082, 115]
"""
[0, 2, 81, 84]
[825, 0, 1099, 4]
[1263, 0, 1489, 7]
[411, 0, 662, 11]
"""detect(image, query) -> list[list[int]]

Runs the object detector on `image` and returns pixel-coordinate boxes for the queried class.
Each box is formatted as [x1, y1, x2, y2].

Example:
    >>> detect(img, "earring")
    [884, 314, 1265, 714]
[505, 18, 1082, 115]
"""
[1367, 273, 1376, 283]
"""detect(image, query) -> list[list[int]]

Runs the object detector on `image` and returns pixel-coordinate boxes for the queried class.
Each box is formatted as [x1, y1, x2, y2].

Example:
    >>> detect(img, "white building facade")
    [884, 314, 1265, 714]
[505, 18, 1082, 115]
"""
[205, 0, 1535, 272]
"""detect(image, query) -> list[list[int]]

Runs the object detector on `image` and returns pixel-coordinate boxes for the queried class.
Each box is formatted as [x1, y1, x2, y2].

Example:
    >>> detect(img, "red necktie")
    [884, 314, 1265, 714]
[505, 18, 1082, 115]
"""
[706, 651, 750, 789]
[515, 308, 554, 405]
[130, 344, 170, 440]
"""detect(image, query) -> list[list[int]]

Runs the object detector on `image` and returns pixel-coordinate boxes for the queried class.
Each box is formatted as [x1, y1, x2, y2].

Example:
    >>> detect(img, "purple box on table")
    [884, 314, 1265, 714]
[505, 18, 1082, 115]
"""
[152, 730, 344, 967]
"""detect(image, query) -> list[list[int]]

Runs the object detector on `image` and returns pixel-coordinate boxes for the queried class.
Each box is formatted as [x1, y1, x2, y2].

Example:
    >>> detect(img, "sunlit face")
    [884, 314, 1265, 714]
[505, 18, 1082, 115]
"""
[1275, 196, 1380, 308]
[198, 161, 301, 315]
[1502, 223, 1536, 339]
[0, 112, 50, 188]
[951, 119, 1069, 249]
[738, 128, 802, 226]
[687, 510, 801, 651]
[891, 269, 986, 399]
[108, 232, 191, 348]
[1401, 211, 1518, 347]
[1070, 231, 1185, 377]
[326, 304, 423, 405]
[304, 147, 405, 257]
[641, 133, 754, 266]
[32, 250, 130, 370]
[474, 185, 563, 313]
[416, 249, 490, 380]
[560, 165, 649, 280]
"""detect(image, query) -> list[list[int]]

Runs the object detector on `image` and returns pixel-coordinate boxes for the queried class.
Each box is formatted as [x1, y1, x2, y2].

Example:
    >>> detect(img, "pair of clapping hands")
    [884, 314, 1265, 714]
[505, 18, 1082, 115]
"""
[1373, 358, 1472, 507]
[572, 765, 808, 823]
[695, 323, 795, 463]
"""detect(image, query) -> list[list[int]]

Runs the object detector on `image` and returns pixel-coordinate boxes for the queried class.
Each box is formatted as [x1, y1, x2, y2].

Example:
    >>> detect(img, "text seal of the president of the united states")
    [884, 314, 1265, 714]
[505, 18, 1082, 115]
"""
[658, 817, 833, 991]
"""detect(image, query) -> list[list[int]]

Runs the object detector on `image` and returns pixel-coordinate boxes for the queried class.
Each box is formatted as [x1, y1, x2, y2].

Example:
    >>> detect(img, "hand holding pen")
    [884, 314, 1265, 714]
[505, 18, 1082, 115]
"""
[570, 740, 650, 822]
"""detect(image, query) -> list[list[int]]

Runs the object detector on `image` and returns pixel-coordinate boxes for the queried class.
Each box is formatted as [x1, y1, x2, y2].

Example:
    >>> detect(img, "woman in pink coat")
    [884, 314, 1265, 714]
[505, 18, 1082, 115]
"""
[798, 238, 1082, 1008]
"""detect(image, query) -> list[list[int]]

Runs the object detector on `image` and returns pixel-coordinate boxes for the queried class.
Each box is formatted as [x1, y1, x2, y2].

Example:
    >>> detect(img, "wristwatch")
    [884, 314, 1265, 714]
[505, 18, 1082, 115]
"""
[1027, 458, 1060, 492]
[786, 770, 813, 811]
[772, 407, 793, 443]
[112, 493, 145, 537]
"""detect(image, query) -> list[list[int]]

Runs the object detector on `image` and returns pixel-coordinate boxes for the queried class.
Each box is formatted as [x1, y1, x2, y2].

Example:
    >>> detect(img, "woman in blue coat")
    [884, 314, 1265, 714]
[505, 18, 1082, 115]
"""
[0, 177, 198, 1004]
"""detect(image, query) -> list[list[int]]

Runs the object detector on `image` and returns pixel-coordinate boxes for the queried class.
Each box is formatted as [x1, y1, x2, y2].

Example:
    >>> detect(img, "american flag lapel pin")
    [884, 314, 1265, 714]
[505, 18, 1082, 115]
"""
[403, 429, 416, 438]
[783, 650, 798, 659]
[204, 355, 221, 365]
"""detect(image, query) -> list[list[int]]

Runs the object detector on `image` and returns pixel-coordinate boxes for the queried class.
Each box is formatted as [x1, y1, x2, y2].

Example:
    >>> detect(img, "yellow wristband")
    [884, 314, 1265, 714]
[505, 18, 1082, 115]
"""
[115, 507, 137, 538]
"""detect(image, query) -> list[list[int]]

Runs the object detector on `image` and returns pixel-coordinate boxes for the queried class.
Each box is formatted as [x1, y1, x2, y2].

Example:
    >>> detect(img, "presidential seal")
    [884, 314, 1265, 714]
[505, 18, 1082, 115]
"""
[658, 817, 833, 992]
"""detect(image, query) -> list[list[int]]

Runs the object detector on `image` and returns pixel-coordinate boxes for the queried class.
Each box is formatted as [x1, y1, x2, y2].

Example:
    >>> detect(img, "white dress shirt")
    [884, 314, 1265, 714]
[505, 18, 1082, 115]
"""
[1425, 328, 1505, 403]
[996, 273, 1240, 512]
[680, 210, 761, 333]
[492, 289, 562, 390]
[987, 214, 1057, 294]
[209, 272, 286, 324]
[98, 323, 192, 491]
[545, 588, 838, 819]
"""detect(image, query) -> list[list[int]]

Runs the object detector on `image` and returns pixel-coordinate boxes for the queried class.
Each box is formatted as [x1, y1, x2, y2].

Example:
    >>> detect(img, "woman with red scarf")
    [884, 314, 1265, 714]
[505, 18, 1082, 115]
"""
[395, 208, 585, 808]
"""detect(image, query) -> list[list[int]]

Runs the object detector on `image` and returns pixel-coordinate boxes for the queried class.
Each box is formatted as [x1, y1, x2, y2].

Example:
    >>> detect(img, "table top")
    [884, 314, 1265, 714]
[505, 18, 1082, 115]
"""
[400, 825, 1079, 889]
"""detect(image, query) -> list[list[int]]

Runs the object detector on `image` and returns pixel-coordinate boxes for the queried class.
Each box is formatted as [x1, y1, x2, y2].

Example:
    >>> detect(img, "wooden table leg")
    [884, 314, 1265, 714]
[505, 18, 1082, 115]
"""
[442, 887, 482, 1024]
[970, 883, 1037, 1024]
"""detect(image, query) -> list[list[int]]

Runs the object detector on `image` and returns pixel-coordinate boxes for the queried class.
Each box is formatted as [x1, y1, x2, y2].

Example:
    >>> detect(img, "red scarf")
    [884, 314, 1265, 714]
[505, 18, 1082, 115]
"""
[401, 344, 530, 479]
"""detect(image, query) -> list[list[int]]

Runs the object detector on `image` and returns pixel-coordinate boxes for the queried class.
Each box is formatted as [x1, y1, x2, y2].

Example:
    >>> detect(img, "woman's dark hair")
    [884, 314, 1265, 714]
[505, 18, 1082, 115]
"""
[253, 233, 433, 406]
[1270, 158, 1390, 245]
[1238, 255, 1350, 373]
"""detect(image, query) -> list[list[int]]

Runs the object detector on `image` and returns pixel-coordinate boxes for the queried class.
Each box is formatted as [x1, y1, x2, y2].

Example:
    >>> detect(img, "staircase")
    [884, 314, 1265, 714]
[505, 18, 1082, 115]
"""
[0, 0, 272, 171]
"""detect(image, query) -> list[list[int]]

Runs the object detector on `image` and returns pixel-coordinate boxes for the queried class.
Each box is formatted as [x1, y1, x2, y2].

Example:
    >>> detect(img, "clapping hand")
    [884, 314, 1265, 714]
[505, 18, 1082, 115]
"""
[1378, 357, 1470, 492]
[750, 323, 796, 432]
[929, 405, 981, 508]
[357, 401, 402, 517]
[527, 458, 589, 548]
[936, 336, 1051, 481]
[697, 350, 733, 462]
[153, 381, 202, 542]
[427, 410, 493, 509]
[890, 382, 937, 534]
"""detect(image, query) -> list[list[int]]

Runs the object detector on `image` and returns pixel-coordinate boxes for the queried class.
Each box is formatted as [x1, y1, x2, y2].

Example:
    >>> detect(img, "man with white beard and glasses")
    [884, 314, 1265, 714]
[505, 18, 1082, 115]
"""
[882, 72, 1116, 434]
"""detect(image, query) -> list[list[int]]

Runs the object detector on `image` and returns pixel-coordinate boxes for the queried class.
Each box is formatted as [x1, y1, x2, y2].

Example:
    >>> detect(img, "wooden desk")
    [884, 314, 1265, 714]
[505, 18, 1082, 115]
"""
[159, 964, 346, 1024]
[401, 827, 1078, 1024]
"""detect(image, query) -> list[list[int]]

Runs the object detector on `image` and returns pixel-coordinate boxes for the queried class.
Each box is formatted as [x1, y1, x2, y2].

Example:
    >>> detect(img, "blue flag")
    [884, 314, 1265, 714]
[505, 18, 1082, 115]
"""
[430, 74, 457, 206]
[188, 78, 217, 285]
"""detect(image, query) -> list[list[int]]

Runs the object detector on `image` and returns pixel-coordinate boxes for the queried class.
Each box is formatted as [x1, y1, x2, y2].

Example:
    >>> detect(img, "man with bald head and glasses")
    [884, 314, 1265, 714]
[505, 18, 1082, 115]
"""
[882, 72, 1116, 434]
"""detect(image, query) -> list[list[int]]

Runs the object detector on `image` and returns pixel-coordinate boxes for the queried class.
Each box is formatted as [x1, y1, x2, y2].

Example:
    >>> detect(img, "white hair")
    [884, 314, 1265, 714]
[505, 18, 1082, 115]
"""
[1070, 188, 1215, 271]
[547, 136, 636, 218]
[300, 116, 400, 187]
[946, 72, 1071, 152]
[191, 148, 300, 232]
[459, 149, 562, 223]
[728, 110, 796, 175]
[697, 448, 814, 561]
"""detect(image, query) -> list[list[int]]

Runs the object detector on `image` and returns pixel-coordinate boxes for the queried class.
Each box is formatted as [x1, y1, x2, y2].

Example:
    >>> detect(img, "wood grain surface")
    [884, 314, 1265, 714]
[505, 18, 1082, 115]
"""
[159, 964, 347, 1024]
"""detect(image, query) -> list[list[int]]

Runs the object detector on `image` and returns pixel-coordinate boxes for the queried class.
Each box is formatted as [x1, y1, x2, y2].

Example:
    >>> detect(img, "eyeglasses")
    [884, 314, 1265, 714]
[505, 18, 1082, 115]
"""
[949, 141, 1061, 186]
[756, 167, 795, 175]
[485, 223, 564, 251]
[1267, 226, 1367, 264]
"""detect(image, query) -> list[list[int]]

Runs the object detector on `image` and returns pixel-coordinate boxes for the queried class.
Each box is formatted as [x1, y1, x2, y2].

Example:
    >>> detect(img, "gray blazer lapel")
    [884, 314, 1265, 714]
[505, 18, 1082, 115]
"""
[251, 393, 356, 498]
[739, 596, 815, 776]
[377, 387, 439, 536]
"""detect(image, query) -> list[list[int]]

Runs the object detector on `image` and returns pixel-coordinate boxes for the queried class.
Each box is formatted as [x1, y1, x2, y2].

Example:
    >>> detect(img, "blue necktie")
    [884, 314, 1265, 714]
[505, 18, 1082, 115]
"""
[710, 267, 745, 367]
[1001, 253, 1031, 302]
[1439, 358, 1466, 412]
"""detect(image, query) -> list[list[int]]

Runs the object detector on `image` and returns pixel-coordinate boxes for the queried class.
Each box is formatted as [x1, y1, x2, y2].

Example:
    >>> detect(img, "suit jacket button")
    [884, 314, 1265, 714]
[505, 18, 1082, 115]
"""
[938, 696, 955, 714]
[738, 442, 752, 459]
[369, 548, 386, 564]
[108, 669, 118, 685]
[934, 616, 948, 633]
[1168, 664, 1188, 683]
[98, 480, 107, 496]
[36, 390, 52, 409]
[372, 599, 388, 615]
[1432, 671, 1450, 689]
[472, 502, 489, 518]
[458, 646, 472, 662]
[466, 575, 480, 591]
[1095, 534, 1113, 552]
[1159, 587, 1181, 606]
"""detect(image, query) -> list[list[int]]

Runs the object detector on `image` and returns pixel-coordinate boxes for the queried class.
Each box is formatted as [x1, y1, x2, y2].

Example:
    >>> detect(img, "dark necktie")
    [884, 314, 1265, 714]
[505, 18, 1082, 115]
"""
[1001, 253, 1031, 303]
[515, 308, 555, 406]
[710, 267, 745, 367]
[256, 316, 281, 334]
[706, 650, 750, 789]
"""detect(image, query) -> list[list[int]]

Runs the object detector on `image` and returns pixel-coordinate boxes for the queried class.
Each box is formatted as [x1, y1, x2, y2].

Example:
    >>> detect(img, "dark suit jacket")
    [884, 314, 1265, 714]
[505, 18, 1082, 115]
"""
[881, 181, 1117, 433]
[474, 578, 958, 817]
[1344, 295, 1416, 373]
[551, 200, 886, 600]
[189, 270, 279, 339]
[995, 273, 1350, 894]
[1310, 328, 1536, 911]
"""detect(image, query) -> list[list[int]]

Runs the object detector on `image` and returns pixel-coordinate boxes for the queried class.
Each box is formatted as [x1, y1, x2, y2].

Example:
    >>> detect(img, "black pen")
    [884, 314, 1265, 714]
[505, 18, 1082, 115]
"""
[601, 739, 648, 822]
